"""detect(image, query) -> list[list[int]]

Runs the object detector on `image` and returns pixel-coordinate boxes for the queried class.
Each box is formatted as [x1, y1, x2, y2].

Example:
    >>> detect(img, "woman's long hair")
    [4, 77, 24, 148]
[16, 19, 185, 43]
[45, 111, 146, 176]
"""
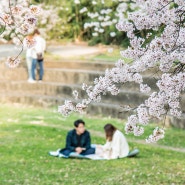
[104, 123, 117, 141]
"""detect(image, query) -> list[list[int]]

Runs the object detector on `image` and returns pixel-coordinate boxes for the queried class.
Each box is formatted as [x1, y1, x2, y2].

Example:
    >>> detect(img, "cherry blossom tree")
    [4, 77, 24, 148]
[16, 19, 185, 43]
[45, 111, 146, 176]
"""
[58, 0, 185, 142]
[1, 0, 185, 142]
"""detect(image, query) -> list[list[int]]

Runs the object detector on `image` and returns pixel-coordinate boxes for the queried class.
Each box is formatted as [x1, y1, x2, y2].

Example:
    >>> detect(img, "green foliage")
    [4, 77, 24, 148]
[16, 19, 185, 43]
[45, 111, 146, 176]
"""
[77, 0, 122, 45]
[31, 0, 133, 46]
[0, 104, 185, 184]
[31, 0, 164, 48]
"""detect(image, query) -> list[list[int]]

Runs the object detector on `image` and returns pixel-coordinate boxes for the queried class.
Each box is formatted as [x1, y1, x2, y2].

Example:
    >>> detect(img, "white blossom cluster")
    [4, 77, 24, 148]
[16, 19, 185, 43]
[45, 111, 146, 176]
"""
[37, 5, 61, 39]
[0, 0, 41, 67]
[0, 1, 61, 67]
[79, 7, 88, 14]
[74, 0, 80, 4]
[59, 0, 185, 142]
[146, 127, 165, 143]
[83, 1, 140, 38]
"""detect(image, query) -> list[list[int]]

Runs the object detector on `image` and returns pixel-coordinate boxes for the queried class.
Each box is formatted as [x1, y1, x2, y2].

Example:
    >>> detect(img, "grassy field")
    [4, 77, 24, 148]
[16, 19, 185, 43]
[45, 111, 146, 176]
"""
[0, 104, 185, 185]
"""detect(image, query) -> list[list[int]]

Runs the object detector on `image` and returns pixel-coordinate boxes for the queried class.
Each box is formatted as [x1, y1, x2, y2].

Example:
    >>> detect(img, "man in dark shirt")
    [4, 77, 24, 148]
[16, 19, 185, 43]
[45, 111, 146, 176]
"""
[59, 119, 95, 157]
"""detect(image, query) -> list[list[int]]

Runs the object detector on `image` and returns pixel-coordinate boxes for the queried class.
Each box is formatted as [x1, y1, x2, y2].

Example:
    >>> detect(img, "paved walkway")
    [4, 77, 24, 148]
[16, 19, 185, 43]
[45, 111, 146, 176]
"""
[0, 44, 22, 60]
[47, 44, 102, 58]
[0, 43, 103, 60]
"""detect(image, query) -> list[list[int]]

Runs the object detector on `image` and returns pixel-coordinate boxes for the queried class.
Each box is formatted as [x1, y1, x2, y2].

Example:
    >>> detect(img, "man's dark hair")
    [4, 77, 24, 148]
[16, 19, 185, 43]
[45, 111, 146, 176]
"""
[74, 119, 85, 127]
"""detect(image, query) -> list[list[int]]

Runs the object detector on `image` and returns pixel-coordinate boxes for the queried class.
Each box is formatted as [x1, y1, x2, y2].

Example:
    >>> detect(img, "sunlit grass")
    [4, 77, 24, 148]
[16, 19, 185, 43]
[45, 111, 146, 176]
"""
[0, 104, 185, 185]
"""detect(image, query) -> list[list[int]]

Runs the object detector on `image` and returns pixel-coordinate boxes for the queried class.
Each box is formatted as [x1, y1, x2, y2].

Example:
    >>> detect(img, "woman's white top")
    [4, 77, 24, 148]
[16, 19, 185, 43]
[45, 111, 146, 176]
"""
[31, 35, 46, 59]
[103, 130, 129, 159]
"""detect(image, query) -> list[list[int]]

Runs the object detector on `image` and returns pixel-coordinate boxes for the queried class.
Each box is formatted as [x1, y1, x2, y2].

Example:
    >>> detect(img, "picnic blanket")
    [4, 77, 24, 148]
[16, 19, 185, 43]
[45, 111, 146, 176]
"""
[49, 148, 139, 160]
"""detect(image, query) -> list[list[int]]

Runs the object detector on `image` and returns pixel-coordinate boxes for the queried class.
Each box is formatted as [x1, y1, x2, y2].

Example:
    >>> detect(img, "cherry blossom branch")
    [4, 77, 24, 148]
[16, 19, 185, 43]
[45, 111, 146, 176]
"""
[157, 0, 174, 12]
[8, 0, 24, 60]
[0, 0, 41, 68]
[0, 17, 6, 35]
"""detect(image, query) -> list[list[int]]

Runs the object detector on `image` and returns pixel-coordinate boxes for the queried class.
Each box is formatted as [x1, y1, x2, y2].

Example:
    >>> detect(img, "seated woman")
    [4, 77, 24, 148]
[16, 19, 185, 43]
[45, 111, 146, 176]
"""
[96, 123, 129, 159]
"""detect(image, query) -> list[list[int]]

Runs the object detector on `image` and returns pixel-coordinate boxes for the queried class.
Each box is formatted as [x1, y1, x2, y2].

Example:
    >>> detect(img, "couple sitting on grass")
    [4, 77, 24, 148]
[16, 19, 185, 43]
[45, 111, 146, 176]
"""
[50, 119, 135, 160]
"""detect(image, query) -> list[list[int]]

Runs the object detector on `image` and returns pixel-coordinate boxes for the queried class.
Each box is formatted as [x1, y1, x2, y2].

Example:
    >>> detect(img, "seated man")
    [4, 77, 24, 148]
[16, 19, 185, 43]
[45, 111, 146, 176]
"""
[59, 119, 95, 157]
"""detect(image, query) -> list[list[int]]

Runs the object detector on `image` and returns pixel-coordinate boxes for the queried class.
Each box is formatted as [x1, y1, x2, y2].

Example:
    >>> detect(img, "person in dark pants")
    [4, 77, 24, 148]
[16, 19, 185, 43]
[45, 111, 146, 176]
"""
[31, 29, 46, 82]
[59, 119, 95, 157]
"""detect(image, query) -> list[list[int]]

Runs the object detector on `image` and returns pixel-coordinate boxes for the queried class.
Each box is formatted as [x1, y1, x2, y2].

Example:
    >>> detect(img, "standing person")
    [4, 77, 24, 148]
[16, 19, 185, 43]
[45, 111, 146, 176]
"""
[96, 123, 129, 159]
[31, 29, 46, 82]
[23, 34, 35, 83]
[58, 119, 95, 157]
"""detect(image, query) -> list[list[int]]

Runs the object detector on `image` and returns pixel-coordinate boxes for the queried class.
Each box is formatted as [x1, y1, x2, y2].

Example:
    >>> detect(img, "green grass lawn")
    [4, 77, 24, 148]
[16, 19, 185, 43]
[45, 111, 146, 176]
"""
[0, 104, 185, 185]
[88, 47, 121, 62]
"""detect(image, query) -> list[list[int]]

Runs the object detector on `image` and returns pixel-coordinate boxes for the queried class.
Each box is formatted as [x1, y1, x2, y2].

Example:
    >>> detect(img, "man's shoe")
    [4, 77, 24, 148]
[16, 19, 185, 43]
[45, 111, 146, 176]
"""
[49, 149, 60, 157]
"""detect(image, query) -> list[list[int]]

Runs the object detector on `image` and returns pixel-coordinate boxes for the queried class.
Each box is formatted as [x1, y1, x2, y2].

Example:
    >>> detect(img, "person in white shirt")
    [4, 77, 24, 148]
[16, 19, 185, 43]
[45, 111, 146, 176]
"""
[31, 29, 46, 82]
[96, 123, 129, 159]
[23, 34, 35, 83]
